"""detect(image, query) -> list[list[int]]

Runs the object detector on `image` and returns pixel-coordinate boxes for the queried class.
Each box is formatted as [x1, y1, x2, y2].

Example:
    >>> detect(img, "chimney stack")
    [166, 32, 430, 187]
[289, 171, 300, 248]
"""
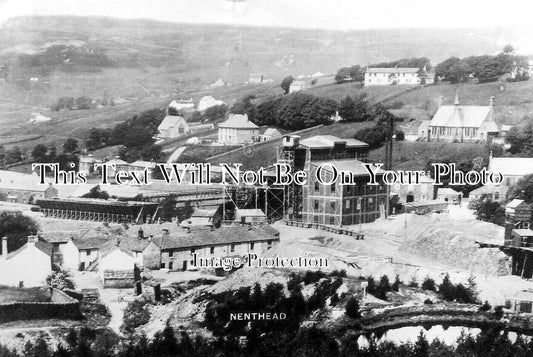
[438, 96, 443, 107]
[138, 228, 144, 240]
[490, 96, 495, 107]
[1, 237, 7, 258]
[27, 235, 37, 245]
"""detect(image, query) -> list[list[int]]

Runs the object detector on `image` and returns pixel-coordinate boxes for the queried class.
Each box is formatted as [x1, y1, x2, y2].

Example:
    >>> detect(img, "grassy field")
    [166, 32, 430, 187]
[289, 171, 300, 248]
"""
[383, 80, 533, 125]
[0, 286, 50, 303]
[368, 141, 489, 171]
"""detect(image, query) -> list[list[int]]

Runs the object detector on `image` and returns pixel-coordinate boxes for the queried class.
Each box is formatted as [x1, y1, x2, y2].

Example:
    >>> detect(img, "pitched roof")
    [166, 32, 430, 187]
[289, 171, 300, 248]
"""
[469, 185, 497, 196]
[430, 105, 493, 128]
[263, 128, 280, 136]
[6, 240, 52, 259]
[156, 226, 279, 250]
[310, 159, 380, 177]
[506, 199, 527, 209]
[218, 114, 258, 129]
[100, 240, 135, 258]
[158, 116, 187, 131]
[366, 67, 419, 74]
[510, 289, 533, 301]
[72, 236, 111, 250]
[130, 160, 156, 168]
[236, 209, 265, 217]
[192, 208, 218, 218]
[300, 135, 368, 149]
[0, 170, 54, 192]
[437, 188, 462, 196]
[512, 229, 533, 237]
[489, 157, 533, 176]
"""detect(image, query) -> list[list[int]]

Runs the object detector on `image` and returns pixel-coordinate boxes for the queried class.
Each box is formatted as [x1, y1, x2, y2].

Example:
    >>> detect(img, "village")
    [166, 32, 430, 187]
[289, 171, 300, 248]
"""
[3, 8, 533, 355]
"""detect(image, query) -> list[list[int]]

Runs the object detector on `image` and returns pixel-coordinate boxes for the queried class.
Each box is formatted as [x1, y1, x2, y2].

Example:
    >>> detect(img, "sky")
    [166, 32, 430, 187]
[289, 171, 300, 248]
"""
[0, 0, 533, 30]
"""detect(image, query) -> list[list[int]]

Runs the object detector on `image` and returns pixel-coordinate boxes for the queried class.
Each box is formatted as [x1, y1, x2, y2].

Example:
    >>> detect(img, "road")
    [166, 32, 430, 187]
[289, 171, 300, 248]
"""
[167, 146, 186, 163]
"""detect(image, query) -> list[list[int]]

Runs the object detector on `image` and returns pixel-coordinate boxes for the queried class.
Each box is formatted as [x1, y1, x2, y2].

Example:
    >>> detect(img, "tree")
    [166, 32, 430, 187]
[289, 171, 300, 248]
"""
[503, 44, 514, 54]
[421, 276, 436, 291]
[345, 297, 361, 318]
[63, 138, 78, 154]
[82, 185, 109, 200]
[31, 144, 48, 162]
[0, 212, 38, 255]
[469, 194, 505, 225]
[438, 273, 455, 301]
[392, 275, 402, 291]
[413, 331, 429, 357]
[338, 96, 357, 122]
[281, 75, 294, 94]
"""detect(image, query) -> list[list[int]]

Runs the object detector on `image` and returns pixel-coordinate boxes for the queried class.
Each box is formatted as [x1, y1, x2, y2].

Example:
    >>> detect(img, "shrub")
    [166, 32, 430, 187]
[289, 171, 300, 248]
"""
[421, 277, 436, 292]
[408, 276, 419, 288]
[121, 300, 150, 333]
[494, 305, 504, 320]
[424, 298, 433, 305]
[478, 301, 492, 312]
[329, 269, 347, 278]
[46, 269, 75, 290]
[345, 297, 361, 318]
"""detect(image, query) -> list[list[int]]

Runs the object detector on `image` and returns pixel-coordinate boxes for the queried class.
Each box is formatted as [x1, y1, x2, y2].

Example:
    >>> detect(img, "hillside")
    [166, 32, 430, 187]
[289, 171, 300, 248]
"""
[0, 16, 529, 149]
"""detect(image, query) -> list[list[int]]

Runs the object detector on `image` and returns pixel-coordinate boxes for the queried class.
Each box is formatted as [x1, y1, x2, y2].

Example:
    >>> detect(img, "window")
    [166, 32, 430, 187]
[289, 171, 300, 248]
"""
[267, 240, 273, 249]
[329, 217, 335, 225]
[314, 182, 320, 192]
[250, 242, 255, 250]
[314, 216, 319, 223]
[86, 250, 90, 256]
[210, 246, 215, 254]
[345, 199, 350, 209]
[160, 263, 166, 269]
[231, 244, 235, 252]
[168, 262, 173, 270]
[331, 184, 336, 193]
[169, 250, 174, 257]
[330, 201, 336, 211]
[494, 192, 500, 200]
[314, 200, 319, 210]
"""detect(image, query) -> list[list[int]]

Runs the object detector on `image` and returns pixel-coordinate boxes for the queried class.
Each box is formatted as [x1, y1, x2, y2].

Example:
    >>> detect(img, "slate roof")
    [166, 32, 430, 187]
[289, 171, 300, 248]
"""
[506, 199, 527, 209]
[513, 229, 533, 237]
[158, 116, 187, 131]
[218, 114, 258, 129]
[6, 240, 52, 259]
[72, 236, 111, 250]
[510, 289, 533, 301]
[489, 157, 533, 176]
[366, 67, 419, 74]
[156, 226, 279, 250]
[430, 105, 493, 128]
[0, 170, 54, 192]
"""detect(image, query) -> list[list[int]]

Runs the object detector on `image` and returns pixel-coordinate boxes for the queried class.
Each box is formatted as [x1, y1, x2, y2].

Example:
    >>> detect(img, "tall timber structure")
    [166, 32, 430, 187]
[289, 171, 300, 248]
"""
[277, 135, 387, 225]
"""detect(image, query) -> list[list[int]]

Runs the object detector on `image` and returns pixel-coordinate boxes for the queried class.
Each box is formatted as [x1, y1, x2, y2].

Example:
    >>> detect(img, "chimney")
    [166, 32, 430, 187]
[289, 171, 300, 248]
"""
[438, 96, 443, 107]
[454, 92, 460, 106]
[138, 228, 144, 240]
[162, 228, 169, 236]
[27, 235, 37, 245]
[148, 235, 153, 242]
[1, 237, 7, 258]
[490, 96, 495, 107]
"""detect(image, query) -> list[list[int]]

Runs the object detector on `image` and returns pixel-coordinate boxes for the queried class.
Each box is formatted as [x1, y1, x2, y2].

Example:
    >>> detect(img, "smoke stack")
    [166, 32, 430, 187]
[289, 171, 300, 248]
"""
[1, 237, 7, 258]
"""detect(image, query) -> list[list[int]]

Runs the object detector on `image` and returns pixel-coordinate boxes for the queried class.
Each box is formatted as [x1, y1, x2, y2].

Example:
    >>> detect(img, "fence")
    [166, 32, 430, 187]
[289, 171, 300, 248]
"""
[284, 220, 364, 239]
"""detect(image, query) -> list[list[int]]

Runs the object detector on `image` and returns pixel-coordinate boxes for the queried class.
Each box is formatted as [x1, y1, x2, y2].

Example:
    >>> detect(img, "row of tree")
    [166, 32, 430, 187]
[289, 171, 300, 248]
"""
[51, 96, 115, 111]
[435, 50, 528, 83]
[85, 108, 165, 162]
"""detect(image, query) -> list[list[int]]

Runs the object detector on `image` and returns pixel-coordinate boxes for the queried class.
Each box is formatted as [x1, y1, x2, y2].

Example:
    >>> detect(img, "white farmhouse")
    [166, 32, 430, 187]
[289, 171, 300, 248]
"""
[157, 115, 190, 139]
[218, 114, 259, 145]
[364, 68, 420, 86]
[0, 236, 52, 287]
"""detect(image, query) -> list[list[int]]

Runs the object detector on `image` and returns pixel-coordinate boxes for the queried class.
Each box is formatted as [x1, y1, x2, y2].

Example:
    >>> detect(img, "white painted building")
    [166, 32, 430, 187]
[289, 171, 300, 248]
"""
[157, 116, 190, 139]
[364, 67, 420, 86]
[218, 114, 259, 145]
[0, 236, 52, 287]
